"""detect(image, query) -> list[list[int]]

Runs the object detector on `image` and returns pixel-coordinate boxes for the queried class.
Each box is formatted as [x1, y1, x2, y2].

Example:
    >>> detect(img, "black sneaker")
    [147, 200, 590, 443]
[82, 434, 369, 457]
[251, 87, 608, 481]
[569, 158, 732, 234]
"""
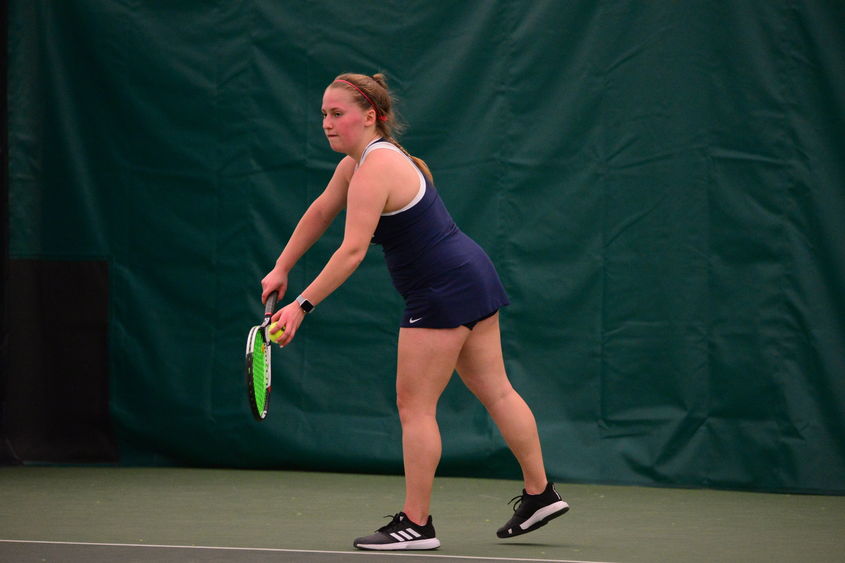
[353, 512, 441, 550]
[496, 482, 569, 538]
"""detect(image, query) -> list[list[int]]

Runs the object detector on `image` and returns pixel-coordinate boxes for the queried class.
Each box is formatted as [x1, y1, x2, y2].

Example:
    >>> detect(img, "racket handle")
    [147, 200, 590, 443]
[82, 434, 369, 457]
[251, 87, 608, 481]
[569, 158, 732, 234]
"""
[264, 291, 278, 316]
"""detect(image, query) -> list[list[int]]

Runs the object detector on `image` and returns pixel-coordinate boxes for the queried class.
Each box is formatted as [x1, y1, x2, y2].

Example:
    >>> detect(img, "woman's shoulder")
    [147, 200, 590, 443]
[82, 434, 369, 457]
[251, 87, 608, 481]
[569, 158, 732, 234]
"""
[334, 155, 357, 178]
[366, 140, 403, 153]
[360, 143, 408, 170]
[356, 150, 415, 187]
[362, 140, 405, 162]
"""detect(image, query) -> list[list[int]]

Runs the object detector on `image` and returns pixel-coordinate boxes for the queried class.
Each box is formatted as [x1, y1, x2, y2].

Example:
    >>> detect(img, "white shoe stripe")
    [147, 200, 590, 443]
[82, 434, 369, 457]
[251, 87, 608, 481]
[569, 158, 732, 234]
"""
[397, 531, 413, 540]
[389, 532, 405, 541]
[406, 528, 422, 538]
[519, 500, 569, 530]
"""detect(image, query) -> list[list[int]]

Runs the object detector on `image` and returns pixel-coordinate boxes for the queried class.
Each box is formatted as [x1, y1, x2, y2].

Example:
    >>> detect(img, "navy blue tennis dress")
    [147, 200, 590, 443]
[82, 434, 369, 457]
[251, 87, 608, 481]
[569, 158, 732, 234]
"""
[362, 139, 509, 328]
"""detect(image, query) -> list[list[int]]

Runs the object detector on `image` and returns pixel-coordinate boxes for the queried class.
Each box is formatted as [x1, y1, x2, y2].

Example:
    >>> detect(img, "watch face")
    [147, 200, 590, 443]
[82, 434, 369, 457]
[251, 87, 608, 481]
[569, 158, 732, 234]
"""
[297, 295, 314, 313]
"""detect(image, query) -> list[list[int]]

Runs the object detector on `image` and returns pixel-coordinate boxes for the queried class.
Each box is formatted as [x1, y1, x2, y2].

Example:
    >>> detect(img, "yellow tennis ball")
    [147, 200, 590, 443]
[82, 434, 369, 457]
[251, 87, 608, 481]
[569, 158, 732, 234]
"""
[268, 322, 285, 342]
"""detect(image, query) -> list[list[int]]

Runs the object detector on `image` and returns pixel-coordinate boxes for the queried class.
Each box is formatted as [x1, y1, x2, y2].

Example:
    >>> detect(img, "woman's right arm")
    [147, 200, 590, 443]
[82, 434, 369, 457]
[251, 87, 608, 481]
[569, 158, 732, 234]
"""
[261, 156, 356, 302]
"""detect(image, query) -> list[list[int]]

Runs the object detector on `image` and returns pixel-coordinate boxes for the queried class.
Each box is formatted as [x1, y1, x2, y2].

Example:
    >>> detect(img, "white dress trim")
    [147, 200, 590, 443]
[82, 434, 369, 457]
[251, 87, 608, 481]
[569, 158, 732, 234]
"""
[359, 140, 426, 216]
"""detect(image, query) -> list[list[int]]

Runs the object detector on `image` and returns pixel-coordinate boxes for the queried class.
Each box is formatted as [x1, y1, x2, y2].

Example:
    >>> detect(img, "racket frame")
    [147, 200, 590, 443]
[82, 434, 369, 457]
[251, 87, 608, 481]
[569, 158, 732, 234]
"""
[245, 292, 278, 421]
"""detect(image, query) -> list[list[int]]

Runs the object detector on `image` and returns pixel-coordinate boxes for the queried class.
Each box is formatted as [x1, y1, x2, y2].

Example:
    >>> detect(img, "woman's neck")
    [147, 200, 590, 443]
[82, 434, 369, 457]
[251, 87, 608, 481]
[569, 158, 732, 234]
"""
[349, 133, 382, 162]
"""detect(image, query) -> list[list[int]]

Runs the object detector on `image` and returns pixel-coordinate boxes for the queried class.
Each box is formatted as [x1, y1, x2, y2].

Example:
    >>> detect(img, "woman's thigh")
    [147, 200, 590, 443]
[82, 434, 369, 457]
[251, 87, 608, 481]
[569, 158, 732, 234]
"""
[454, 313, 514, 406]
[396, 325, 469, 415]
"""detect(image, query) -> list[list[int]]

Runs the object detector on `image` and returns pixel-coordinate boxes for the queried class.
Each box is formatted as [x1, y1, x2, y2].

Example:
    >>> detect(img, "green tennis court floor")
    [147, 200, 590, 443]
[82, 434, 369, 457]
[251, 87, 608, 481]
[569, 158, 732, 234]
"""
[1, 467, 843, 562]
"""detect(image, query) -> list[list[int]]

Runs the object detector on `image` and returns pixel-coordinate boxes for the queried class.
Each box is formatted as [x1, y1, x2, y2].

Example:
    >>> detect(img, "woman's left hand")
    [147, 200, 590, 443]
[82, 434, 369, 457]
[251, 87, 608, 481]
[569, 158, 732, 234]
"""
[270, 301, 307, 347]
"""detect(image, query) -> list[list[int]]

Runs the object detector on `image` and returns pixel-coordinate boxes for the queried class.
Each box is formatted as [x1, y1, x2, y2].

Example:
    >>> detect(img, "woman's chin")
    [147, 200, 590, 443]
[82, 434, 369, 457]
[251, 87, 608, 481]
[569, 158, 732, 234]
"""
[326, 137, 345, 153]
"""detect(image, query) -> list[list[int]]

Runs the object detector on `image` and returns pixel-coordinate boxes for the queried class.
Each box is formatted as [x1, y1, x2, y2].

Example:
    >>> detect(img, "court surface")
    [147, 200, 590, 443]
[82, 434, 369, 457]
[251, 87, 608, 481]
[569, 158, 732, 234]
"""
[1, 467, 843, 562]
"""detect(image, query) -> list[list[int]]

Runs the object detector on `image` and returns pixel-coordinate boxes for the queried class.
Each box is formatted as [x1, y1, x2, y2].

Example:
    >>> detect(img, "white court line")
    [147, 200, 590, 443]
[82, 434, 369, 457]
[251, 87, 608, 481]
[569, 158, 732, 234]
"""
[0, 539, 619, 563]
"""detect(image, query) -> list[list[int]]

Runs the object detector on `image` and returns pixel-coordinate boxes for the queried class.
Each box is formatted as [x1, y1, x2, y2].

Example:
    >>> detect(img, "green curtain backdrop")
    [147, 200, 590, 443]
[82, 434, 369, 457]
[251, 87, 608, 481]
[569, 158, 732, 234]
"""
[8, 0, 845, 493]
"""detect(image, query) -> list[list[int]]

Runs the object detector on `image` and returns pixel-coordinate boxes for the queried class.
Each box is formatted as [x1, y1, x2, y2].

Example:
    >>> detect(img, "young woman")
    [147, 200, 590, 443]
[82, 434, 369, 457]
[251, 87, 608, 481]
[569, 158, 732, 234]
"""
[261, 73, 569, 550]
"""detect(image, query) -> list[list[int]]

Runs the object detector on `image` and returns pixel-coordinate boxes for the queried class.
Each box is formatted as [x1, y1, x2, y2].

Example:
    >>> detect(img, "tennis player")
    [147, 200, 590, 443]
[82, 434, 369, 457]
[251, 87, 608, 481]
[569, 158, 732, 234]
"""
[261, 73, 569, 550]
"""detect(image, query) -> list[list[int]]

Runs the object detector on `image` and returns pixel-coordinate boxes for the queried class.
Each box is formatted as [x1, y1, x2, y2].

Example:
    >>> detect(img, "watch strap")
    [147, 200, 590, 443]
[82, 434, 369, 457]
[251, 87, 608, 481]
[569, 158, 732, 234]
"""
[296, 294, 314, 314]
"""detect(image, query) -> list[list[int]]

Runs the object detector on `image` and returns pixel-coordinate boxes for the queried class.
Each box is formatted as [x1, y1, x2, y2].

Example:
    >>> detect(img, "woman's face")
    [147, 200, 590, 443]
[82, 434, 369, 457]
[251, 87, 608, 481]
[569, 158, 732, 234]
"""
[322, 86, 374, 154]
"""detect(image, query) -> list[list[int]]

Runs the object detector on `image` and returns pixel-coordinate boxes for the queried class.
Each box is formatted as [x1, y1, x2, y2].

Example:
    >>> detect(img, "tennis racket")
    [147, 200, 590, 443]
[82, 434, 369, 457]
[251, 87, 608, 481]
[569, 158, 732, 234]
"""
[245, 291, 278, 421]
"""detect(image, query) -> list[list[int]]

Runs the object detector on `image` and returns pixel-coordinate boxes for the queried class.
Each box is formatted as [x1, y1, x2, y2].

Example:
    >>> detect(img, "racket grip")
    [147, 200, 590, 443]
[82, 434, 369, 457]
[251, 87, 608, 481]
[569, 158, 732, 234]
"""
[264, 291, 278, 315]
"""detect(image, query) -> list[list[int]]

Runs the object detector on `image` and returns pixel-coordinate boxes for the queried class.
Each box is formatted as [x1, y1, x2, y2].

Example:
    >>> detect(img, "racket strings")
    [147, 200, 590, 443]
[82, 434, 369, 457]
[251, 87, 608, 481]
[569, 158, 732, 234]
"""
[251, 336, 269, 412]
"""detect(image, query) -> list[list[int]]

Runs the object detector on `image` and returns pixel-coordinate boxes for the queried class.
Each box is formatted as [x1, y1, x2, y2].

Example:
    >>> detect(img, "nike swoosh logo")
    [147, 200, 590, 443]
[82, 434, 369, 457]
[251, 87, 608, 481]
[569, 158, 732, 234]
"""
[409, 317, 423, 324]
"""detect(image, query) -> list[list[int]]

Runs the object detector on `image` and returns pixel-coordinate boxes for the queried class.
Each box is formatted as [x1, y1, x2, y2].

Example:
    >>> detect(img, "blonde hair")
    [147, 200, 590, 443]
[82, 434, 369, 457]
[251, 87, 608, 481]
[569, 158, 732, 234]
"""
[329, 73, 433, 183]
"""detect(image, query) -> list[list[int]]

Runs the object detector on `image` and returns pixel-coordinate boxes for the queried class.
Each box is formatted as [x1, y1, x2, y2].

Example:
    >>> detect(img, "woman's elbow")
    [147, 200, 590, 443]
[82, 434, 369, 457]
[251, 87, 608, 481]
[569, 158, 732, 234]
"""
[339, 244, 368, 268]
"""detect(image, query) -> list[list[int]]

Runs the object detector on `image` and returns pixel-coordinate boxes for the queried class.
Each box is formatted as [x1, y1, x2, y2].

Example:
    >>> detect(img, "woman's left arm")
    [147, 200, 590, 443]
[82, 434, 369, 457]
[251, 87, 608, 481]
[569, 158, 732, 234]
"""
[270, 156, 392, 345]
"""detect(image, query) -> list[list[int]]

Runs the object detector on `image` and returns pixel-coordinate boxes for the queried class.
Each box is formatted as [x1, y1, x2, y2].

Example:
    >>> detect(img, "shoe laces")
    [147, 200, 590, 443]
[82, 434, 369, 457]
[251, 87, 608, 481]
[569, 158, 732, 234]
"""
[507, 493, 527, 513]
[376, 513, 406, 533]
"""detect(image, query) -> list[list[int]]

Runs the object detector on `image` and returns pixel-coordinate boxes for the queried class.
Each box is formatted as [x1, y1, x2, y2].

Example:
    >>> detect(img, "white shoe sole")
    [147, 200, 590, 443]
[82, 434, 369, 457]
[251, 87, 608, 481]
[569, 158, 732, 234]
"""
[520, 500, 569, 530]
[355, 538, 441, 550]
[499, 500, 570, 538]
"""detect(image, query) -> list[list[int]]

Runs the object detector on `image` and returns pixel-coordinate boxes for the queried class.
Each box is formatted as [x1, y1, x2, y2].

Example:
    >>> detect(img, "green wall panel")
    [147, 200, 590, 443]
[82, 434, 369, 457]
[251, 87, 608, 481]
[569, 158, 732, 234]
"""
[8, 0, 845, 493]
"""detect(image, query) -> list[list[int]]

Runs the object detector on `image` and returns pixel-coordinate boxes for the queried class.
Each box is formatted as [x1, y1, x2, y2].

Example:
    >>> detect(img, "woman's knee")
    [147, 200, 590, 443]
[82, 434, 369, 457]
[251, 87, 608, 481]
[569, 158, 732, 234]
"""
[396, 388, 438, 423]
[458, 368, 513, 407]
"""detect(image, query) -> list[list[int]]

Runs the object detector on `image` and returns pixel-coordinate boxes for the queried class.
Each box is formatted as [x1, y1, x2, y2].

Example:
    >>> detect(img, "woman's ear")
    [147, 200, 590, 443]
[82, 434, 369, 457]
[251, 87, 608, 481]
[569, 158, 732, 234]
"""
[364, 108, 377, 126]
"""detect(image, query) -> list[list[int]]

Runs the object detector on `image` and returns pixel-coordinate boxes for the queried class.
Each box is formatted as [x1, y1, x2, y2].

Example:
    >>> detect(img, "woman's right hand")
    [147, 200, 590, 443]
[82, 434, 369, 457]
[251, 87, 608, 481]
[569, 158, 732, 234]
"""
[261, 267, 289, 305]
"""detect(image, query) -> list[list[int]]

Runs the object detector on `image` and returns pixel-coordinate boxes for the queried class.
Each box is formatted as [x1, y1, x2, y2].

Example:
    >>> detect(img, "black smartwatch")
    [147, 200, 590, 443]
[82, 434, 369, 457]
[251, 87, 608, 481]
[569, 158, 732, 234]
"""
[296, 294, 314, 314]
